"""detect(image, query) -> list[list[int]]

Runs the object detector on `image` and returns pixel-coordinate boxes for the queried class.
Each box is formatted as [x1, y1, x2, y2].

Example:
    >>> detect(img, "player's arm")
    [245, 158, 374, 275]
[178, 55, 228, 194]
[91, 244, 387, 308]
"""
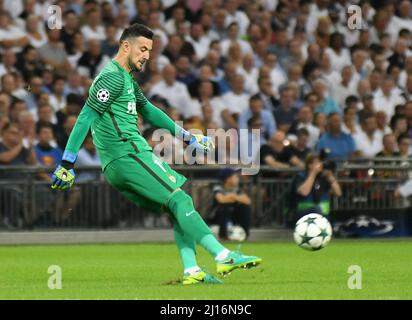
[51, 72, 123, 190]
[138, 99, 214, 153]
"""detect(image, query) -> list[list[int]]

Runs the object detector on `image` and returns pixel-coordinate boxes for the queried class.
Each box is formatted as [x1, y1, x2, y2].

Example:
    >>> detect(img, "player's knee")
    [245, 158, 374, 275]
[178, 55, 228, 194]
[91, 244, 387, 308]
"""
[167, 190, 194, 211]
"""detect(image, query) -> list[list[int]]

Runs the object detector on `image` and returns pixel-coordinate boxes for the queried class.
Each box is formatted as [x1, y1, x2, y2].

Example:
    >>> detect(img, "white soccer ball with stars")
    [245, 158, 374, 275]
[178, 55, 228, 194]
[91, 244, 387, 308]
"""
[293, 213, 333, 251]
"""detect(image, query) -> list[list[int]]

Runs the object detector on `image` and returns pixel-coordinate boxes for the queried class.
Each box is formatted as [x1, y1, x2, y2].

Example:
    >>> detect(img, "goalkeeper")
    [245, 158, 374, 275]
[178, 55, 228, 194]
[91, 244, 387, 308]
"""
[51, 23, 261, 285]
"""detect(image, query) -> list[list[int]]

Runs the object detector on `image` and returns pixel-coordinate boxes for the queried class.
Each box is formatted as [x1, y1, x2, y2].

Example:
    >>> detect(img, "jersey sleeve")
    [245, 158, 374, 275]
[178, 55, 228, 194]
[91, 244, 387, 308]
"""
[85, 72, 124, 114]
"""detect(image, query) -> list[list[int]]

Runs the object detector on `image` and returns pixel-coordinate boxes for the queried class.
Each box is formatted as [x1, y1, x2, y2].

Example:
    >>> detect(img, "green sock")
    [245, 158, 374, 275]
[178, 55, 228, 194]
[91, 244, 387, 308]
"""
[173, 221, 198, 271]
[168, 190, 226, 258]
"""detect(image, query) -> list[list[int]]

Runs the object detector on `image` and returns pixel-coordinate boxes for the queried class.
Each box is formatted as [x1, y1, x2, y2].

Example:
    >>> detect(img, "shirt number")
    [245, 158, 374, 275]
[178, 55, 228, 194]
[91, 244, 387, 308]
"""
[127, 102, 137, 115]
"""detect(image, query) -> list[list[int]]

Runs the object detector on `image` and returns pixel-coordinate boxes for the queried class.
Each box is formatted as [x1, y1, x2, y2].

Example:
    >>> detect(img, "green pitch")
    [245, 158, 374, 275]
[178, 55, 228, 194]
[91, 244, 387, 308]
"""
[0, 240, 411, 299]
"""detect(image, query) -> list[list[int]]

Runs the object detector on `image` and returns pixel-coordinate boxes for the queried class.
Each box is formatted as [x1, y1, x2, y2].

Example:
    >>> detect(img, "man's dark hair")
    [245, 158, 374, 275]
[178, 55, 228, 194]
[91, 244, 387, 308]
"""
[397, 133, 410, 145]
[345, 95, 360, 107]
[119, 23, 154, 44]
[36, 122, 54, 134]
[297, 127, 309, 137]
[249, 93, 261, 103]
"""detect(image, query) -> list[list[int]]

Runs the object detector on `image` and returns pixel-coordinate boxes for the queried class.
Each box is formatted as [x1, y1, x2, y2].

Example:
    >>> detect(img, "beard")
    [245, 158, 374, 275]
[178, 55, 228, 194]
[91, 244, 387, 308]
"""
[127, 55, 146, 72]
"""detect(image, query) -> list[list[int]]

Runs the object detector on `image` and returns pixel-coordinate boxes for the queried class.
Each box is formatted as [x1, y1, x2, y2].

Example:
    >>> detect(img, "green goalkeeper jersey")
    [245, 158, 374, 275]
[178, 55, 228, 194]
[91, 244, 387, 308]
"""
[86, 60, 152, 169]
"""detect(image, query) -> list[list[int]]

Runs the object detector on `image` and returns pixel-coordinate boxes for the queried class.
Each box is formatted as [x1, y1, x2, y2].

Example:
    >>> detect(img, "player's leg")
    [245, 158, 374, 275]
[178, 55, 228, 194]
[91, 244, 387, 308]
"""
[104, 152, 262, 276]
[167, 189, 262, 275]
[172, 219, 222, 285]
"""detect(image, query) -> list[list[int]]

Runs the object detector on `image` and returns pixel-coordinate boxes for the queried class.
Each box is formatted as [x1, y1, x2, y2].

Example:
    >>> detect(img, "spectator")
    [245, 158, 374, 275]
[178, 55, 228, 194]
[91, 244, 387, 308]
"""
[150, 64, 200, 120]
[0, 10, 29, 53]
[288, 106, 320, 150]
[210, 168, 251, 240]
[289, 128, 311, 162]
[25, 14, 47, 49]
[373, 76, 405, 119]
[313, 78, 340, 115]
[397, 133, 411, 158]
[23, 76, 43, 112]
[15, 45, 43, 83]
[331, 65, 356, 109]
[0, 50, 17, 78]
[34, 123, 62, 167]
[80, 8, 106, 42]
[37, 28, 71, 75]
[342, 104, 361, 136]
[222, 73, 250, 118]
[101, 24, 120, 58]
[273, 87, 299, 133]
[56, 114, 77, 150]
[220, 22, 252, 57]
[195, 80, 228, 129]
[358, 93, 376, 122]
[0, 92, 11, 132]
[353, 113, 383, 158]
[60, 10, 80, 55]
[76, 134, 101, 183]
[316, 112, 356, 160]
[49, 76, 67, 113]
[238, 94, 276, 144]
[376, 133, 399, 157]
[256, 76, 278, 112]
[260, 131, 304, 169]
[289, 153, 342, 224]
[390, 114, 408, 140]
[77, 39, 111, 78]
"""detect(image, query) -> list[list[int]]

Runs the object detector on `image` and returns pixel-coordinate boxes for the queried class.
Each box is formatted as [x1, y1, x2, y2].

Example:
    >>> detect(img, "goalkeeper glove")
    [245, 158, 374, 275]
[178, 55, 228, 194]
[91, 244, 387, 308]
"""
[181, 129, 215, 153]
[51, 151, 77, 190]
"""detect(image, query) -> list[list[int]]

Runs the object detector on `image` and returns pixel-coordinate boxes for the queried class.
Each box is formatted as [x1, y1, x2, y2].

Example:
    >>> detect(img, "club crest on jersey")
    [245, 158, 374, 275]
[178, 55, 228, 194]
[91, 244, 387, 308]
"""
[97, 89, 110, 102]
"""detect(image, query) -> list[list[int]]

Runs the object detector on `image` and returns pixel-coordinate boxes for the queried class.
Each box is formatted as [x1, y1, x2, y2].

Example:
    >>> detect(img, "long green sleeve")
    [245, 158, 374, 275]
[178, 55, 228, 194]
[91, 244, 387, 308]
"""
[138, 101, 182, 136]
[65, 104, 100, 156]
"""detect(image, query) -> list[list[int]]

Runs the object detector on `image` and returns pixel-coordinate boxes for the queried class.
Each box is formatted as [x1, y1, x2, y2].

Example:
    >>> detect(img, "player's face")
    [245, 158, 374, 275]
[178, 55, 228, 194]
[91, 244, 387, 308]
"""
[127, 36, 153, 72]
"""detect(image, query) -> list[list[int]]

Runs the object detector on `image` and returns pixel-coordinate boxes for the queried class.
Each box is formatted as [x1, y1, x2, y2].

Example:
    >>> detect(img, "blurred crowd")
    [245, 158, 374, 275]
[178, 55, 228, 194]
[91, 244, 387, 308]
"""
[1, 0, 412, 175]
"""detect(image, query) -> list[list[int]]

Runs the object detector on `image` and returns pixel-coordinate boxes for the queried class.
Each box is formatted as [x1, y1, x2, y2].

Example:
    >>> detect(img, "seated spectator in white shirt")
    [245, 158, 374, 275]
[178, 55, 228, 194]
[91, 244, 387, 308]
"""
[238, 53, 259, 95]
[341, 103, 362, 136]
[195, 80, 229, 129]
[222, 74, 250, 119]
[49, 76, 67, 113]
[331, 66, 357, 109]
[187, 23, 211, 61]
[220, 22, 253, 57]
[25, 14, 47, 48]
[164, 6, 189, 36]
[324, 32, 351, 72]
[264, 53, 287, 95]
[353, 113, 383, 158]
[288, 106, 320, 150]
[80, 8, 106, 42]
[0, 49, 17, 78]
[150, 64, 201, 120]
[76, 134, 102, 183]
[376, 110, 392, 135]
[224, 0, 250, 36]
[373, 76, 405, 119]
[0, 11, 29, 54]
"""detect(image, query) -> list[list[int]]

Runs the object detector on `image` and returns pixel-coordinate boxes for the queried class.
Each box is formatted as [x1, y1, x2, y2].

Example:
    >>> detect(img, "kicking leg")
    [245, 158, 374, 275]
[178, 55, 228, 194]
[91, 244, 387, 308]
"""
[167, 190, 262, 276]
[173, 220, 222, 285]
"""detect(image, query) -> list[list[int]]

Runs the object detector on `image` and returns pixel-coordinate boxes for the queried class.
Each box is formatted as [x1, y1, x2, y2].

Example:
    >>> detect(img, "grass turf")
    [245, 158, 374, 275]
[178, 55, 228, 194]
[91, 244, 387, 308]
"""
[0, 239, 411, 299]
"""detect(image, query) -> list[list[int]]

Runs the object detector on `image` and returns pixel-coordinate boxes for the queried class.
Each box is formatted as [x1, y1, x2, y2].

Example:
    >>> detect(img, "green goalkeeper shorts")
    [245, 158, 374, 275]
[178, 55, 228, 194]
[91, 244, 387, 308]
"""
[103, 151, 187, 213]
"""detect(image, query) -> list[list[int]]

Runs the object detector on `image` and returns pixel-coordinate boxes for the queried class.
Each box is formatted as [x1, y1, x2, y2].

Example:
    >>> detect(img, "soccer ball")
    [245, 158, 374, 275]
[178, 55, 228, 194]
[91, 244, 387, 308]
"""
[293, 213, 333, 251]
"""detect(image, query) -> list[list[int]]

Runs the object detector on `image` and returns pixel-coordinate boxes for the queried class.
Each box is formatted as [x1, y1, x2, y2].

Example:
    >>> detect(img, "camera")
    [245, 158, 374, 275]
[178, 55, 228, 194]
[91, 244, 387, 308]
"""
[319, 148, 337, 171]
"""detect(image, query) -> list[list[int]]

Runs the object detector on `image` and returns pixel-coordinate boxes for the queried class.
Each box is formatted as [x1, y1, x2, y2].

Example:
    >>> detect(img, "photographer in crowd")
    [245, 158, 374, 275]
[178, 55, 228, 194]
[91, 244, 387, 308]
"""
[288, 153, 342, 225]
